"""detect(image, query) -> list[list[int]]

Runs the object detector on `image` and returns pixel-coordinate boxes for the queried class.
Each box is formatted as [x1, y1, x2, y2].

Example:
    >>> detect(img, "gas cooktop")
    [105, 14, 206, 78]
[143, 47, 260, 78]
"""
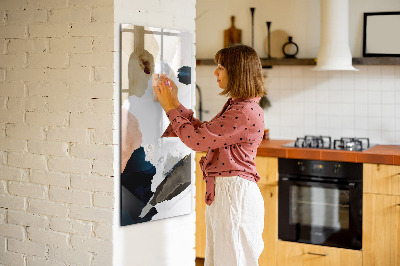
[282, 135, 375, 151]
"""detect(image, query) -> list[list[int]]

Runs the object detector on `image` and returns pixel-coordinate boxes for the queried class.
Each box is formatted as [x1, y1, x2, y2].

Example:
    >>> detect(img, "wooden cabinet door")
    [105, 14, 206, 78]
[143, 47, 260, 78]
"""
[255, 156, 278, 186]
[363, 193, 400, 266]
[364, 164, 400, 196]
[259, 185, 278, 266]
[195, 152, 207, 258]
[277, 241, 362, 266]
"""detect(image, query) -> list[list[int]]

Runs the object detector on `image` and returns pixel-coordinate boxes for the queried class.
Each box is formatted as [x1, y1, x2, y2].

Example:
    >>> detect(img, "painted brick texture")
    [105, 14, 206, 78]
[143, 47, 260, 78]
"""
[0, 0, 114, 265]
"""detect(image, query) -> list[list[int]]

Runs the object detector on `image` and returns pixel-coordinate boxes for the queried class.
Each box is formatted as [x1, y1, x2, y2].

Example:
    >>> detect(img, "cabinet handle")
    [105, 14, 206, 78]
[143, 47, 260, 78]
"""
[397, 204, 400, 207]
[307, 252, 328, 257]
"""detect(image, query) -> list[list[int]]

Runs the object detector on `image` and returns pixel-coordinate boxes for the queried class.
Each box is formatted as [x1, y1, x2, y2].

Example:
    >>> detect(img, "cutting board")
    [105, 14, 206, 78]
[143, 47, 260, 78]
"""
[224, 16, 242, 48]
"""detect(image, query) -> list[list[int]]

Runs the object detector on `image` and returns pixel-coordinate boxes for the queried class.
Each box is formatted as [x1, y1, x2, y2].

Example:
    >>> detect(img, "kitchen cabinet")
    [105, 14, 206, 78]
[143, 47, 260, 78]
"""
[255, 156, 278, 186]
[276, 241, 362, 266]
[256, 156, 278, 266]
[195, 152, 207, 258]
[363, 163, 400, 266]
[363, 193, 400, 266]
[363, 163, 400, 196]
[259, 184, 278, 266]
[195, 153, 279, 266]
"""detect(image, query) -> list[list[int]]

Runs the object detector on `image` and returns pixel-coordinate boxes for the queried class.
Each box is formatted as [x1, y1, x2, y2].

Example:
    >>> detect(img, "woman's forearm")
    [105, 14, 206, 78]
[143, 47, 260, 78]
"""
[173, 100, 180, 109]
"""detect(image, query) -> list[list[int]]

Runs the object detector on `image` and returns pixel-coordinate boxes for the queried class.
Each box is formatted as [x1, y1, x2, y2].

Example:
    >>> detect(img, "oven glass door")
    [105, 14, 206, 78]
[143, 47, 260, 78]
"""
[278, 177, 362, 250]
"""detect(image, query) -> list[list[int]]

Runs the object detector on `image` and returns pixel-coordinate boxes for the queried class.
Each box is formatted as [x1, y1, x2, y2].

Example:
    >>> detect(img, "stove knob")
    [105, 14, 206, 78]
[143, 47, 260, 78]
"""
[298, 161, 305, 171]
[334, 164, 341, 174]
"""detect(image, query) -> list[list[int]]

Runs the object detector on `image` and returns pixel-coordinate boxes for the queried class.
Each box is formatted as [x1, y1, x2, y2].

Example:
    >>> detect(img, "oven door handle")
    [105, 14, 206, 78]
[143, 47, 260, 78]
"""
[280, 177, 356, 189]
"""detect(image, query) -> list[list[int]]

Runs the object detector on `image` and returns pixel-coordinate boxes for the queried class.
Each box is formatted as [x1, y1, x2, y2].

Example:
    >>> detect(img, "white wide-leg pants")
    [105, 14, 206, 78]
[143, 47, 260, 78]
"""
[205, 176, 264, 266]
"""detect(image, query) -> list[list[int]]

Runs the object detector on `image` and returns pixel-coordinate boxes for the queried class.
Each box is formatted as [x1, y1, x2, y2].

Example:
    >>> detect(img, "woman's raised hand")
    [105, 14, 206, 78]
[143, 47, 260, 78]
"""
[153, 76, 175, 113]
[160, 74, 180, 108]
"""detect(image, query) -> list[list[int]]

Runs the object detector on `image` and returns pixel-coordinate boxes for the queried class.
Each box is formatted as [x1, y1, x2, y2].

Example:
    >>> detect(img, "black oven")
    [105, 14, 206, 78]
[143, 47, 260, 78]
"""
[278, 158, 362, 250]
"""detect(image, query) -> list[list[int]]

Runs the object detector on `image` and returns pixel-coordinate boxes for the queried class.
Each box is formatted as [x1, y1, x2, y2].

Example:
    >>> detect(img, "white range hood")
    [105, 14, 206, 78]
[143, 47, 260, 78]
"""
[314, 0, 358, 71]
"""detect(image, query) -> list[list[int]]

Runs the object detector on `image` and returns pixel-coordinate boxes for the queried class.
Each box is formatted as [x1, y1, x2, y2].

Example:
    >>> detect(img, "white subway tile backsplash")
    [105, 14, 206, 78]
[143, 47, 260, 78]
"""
[279, 78, 291, 89]
[394, 66, 400, 78]
[382, 131, 396, 144]
[316, 116, 330, 128]
[367, 66, 381, 76]
[329, 71, 342, 80]
[381, 66, 395, 77]
[354, 77, 367, 91]
[396, 105, 400, 117]
[304, 102, 316, 115]
[328, 88, 342, 103]
[382, 105, 395, 118]
[382, 117, 396, 131]
[316, 103, 330, 116]
[291, 78, 304, 90]
[315, 70, 329, 79]
[354, 90, 368, 104]
[355, 128, 368, 138]
[196, 65, 400, 144]
[381, 78, 395, 91]
[367, 77, 381, 91]
[328, 75, 341, 89]
[342, 128, 355, 137]
[368, 130, 382, 143]
[382, 91, 395, 104]
[280, 114, 292, 127]
[341, 89, 355, 104]
[316, 89, 329, 103]
[354, 116, 368, 130]
[367, 104, 382, 118]
[341, 71, 355, 81]
[304, 126, 317, 136]
[279, 126, 293, 138]
[367, 91, 381, 105]
[292, 92, 304, 103]
[291, 67, 303, 78]
[329, 116, 342, 130]
[278, 67, 292, 78]
[396, 89, 400, 104]
[341, 104, 355, 116]
[303, 67, 316, 78]
[355, 105, 368, 117]
[368, 117, 382, 131]
[342, 117, 355, 129]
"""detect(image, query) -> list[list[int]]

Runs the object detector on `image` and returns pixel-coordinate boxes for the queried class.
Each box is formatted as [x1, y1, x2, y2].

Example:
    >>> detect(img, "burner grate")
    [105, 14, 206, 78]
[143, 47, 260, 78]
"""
[333, 137, 370, 151]
[295, 135, 332, 149]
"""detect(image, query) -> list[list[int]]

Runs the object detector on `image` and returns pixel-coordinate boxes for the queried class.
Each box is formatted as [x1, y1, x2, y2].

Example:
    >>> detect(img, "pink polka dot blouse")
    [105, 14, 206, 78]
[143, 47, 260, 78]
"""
[161, 97, 265, 205]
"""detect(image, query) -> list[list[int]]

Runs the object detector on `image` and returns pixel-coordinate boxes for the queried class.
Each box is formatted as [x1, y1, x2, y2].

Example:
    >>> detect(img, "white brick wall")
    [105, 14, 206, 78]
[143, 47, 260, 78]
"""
[0, 0, 114, 265]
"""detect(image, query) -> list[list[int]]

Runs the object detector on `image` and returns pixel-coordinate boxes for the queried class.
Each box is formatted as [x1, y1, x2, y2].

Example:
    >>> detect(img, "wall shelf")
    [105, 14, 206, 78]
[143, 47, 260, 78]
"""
[196, 57, 400, 67]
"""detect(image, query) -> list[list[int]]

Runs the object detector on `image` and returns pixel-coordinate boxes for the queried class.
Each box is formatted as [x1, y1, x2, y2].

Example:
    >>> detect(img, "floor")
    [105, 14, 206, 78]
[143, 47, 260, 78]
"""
[195, 257, 205, 266]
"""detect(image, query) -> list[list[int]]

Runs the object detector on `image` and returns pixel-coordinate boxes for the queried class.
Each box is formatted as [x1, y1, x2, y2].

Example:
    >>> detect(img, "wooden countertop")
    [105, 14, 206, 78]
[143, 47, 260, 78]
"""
[257, 139, 400, 165]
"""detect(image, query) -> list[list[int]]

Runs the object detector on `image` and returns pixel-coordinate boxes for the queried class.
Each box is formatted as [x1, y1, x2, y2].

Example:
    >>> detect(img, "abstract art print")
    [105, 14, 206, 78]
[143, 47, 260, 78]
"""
[120, 24, 194, 226]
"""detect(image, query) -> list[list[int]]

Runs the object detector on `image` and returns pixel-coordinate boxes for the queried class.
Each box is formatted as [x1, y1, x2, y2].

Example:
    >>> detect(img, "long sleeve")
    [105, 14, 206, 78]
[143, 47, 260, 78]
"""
[165, 105, 249, 152]
[161, 103, 202, 137]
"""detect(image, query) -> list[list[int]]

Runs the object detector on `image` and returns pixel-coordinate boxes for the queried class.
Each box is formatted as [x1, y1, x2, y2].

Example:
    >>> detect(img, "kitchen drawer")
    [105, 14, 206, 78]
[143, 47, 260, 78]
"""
[364, 164, 400, 196]
[276, 241, 362, 266]
[255, 156, 278, 186]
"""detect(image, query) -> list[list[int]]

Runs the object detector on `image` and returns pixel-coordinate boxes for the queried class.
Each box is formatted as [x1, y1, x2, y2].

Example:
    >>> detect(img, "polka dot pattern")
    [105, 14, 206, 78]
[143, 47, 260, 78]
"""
[161, 97, 265, 205]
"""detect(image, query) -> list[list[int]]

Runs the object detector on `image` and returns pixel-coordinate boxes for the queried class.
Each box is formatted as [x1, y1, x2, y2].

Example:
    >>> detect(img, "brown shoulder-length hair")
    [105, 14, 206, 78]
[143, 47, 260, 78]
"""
[214, 44, 266, 99]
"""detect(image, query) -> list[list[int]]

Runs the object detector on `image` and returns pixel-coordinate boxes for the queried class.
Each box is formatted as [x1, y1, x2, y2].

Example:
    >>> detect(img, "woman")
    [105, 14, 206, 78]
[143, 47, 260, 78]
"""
[154, 44, 266, 266]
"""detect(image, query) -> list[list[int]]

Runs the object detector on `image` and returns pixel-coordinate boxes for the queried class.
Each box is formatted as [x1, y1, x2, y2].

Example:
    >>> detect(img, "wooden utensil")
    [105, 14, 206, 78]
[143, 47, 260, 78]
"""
[224, 16, 242, 48]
